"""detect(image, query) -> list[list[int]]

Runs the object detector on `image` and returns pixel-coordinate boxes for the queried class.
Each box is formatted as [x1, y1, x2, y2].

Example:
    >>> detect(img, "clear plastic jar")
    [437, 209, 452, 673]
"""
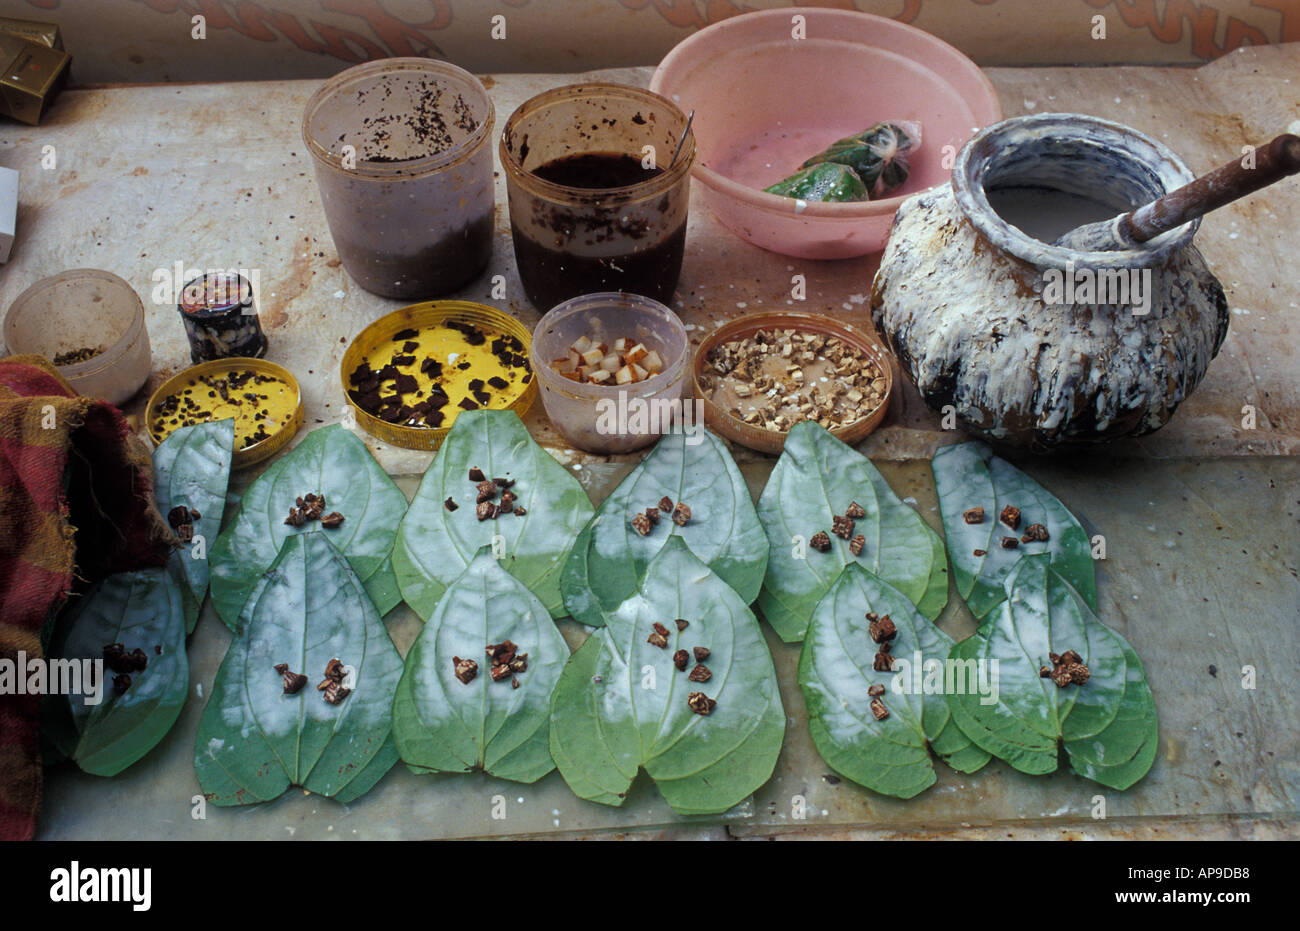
[500, 84, 694, 311]
[530, 292, 688, 454]
[4, 269, 151, 406]
[302, 58, 495, 300]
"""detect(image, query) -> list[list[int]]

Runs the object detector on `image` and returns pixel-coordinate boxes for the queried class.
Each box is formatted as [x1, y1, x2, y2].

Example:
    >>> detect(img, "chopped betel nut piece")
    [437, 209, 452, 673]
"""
[1000, 536, 1019, 549]
[647, 629, 669, 649]
[873, 652, 894, 672]
[103, 643, 148, 674]
[476, 480, 497, 503]
[673, 649, 689, 671]
[284, 491, 330, 527]
[1022, 523, 1049, 543]
[322, 682, 352, 705]
[509, 654, 529, 673]
[973, 548, 986, 557]
[700, 327, 887, 433]
[444, 496, 458, 511]
[809, 531, 832, 553]
[477, 501, 497, 521]
[849, 534, 866, 556]
[453, 656, 478, 684]
[675, 618, 689, 631]
[845, 501, 866, 519]
[687, 692, 717, 716]
[867, 684, 886, 697]
[688, 664, 712, 683]
[512, 677, 520, 689]
[868, 614, 897, 644]
[513, 506, 527, 516]
[658, 496, 673, 513]
[652, 622, 670, 638]
[693, 646, 710, 662]
[1043, 649, 1090, 688]
[999, 505, 1021, 530]
[644, 506, 659, 526]
[321, 512, 345, 529]
[831, 515, 855, 539]
[631, 512, 652, 536]
[551, 331, 667, 385]
[869, 698, 890, 721]
[486, 640, 518, 663]
[274, 663, 309, 695]
[468, 467, 486, 482]
[671, 502, 691, 526]
[490, 663, 512, 682]
[315, 657, 351, 704]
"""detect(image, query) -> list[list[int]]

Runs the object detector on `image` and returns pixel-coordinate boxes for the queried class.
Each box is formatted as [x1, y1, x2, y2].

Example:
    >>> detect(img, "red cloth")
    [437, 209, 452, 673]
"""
[0, 355, 172, 840]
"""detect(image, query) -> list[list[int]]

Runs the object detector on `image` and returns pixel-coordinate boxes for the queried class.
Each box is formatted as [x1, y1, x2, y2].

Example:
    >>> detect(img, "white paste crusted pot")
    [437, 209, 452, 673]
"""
[871, 113, 1228, 453]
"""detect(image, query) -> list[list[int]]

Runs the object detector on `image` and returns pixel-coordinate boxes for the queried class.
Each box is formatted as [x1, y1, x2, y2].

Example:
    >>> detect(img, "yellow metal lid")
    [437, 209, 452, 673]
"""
[146, 357, 304, 469]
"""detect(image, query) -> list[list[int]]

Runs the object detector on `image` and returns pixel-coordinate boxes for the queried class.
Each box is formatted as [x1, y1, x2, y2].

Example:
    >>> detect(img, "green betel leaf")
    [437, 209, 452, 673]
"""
[764, 162, 869, 202]
[756, 421, 947, 642]
[799, 563, 989, 799]
[49, 568, 189, 777]
[560, 428, 767, 628]
[944, 555, 1157, 788]
[393, 549, 568, 783]
[153, 419, 235, 633]
[209, 424, 408, 630]
[195, 533, 404, 806]
[550, 537, 785, 815]
[393, 410, 594, 620]
[932, 441, 1095, 621]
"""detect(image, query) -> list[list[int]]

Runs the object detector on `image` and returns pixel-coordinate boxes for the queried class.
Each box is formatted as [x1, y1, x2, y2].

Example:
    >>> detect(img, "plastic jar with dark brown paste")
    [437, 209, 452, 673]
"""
[500, 84, 694, 311]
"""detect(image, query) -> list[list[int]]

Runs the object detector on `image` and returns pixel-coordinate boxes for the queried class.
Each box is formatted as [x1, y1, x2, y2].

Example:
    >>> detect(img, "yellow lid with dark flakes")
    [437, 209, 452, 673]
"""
[146, 357, 303, 468]
[341, 301, 535, 451]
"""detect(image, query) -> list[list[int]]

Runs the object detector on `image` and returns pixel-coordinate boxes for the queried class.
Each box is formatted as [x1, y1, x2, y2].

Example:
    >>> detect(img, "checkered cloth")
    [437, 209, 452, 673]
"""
[0, 355, 172, 840]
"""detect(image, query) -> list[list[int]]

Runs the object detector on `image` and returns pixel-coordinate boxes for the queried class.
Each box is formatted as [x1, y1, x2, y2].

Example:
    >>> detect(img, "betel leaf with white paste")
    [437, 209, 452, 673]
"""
[195, 533, 404, 806]
[48, 568, 189, 777]
[209, 424, 408, 630]
[550, 537, 784, 815]
[945, 555, 1157, 790]
[560, 428, 767, 628]
[799, 563, 989, 799]
[756, 421, 947, 642]
[393, 410, 594, 620]
[932, 441, 1095, 621]
[153, 419, 234, 633]
[392, 549, 568, 783]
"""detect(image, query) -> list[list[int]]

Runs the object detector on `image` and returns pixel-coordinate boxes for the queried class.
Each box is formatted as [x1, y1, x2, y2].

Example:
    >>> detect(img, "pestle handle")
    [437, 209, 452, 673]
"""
[1122, 133, 1300, 243]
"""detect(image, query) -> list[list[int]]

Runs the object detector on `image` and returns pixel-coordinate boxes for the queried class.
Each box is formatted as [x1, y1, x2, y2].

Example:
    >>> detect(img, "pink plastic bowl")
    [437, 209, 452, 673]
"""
[650, 8, 1002, 259]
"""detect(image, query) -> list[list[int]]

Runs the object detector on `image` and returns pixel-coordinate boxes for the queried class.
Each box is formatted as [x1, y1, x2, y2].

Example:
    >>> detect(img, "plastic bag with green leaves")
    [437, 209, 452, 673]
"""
[802, 121, 921, 199]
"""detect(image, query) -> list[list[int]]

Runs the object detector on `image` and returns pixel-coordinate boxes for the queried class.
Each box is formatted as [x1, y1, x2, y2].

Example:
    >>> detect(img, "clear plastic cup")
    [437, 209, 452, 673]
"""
[500, 84, 694, 311]
[302, 58, 495, 300]
[530, 292, 688, 454]
[4, 269, 151, 406]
